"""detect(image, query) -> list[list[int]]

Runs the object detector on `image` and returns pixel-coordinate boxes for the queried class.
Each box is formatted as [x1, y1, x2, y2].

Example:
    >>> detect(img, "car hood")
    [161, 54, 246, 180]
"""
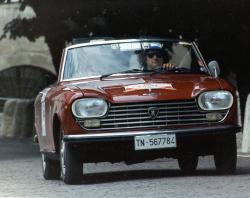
[69, 74, 222, 103]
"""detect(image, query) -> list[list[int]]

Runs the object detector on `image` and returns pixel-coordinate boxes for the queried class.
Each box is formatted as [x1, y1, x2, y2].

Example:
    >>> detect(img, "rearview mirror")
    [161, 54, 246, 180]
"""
[208, 60, 220, 78]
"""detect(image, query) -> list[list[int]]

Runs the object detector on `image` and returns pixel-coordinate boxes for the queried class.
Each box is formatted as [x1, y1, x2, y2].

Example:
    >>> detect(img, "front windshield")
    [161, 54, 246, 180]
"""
[63, 40, 207, 80]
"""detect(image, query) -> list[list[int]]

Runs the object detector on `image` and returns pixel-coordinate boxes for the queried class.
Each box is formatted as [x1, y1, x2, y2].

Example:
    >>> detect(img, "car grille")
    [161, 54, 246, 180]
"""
[77, 100, 228, 130]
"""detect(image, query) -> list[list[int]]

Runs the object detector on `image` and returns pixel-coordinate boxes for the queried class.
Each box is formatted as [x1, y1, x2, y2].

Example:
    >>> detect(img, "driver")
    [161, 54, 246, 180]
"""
[145, 49, 175, 70]
[138, 43, 175, 70]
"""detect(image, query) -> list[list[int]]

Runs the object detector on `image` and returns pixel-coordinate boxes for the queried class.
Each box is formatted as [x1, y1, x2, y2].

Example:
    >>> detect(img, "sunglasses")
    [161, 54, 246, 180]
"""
[147, 52, 163, 58]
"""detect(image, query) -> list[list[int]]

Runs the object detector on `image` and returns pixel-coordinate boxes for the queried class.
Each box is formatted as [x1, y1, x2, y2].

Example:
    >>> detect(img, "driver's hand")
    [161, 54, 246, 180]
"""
[162, 63, 176, 70]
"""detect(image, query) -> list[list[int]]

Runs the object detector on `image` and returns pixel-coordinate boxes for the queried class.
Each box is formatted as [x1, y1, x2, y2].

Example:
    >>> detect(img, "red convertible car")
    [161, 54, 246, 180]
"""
[35, 38, 241, 184]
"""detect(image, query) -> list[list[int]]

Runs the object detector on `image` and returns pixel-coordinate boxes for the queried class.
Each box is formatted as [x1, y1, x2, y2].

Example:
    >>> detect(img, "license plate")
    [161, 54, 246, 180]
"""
[134, 134, 176, 150]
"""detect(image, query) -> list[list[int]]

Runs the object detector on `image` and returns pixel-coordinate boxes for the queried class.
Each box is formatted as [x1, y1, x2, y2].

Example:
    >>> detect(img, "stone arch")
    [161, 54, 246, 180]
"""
[0, 49, 56, 75]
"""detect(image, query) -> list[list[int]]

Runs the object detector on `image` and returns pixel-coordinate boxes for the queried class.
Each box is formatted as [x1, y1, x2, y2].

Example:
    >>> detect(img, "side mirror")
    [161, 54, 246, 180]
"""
[208, 60, 220, 78]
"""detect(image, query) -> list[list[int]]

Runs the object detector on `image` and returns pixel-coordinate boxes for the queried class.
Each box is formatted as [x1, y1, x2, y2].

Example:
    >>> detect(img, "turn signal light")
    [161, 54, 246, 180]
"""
[84, 119, 101, 128]
[206, 113, 223, 121]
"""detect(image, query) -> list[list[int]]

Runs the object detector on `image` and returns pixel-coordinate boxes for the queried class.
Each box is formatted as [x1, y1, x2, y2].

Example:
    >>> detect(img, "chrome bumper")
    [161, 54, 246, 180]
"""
[63, 125, 241, 142]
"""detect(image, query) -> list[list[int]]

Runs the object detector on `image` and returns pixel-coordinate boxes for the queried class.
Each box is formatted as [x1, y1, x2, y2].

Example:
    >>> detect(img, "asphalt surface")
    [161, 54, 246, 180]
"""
[0, 138, 250, 198]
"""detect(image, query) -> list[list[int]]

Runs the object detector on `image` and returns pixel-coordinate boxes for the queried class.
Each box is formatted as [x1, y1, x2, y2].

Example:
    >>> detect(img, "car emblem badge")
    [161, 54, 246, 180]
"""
[148, 107, 159, 119]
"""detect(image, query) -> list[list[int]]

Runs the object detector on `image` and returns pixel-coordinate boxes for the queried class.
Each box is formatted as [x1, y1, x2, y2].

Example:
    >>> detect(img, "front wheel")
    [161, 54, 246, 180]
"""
[178, 154, 198, 175]
[60, 136, 83, 184]
[214, 133, 237, 174]
[41, 153, 61, 180]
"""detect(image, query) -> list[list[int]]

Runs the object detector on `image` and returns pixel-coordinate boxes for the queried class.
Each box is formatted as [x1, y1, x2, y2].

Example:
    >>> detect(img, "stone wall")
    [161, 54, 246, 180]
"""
[0, 99, 34, 138]
[0, 3, 55, 138]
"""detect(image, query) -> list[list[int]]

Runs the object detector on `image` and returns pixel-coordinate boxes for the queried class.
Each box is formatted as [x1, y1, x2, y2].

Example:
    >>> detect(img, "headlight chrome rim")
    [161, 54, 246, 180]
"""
[72, 98, 108, 118]
[198, 91, 233, 111]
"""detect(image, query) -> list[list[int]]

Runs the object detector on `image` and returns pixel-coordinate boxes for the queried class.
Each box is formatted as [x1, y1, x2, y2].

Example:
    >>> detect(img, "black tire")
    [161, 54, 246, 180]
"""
[178, 154, 198, 175]
[60, 135, 82, 184]
[41, 153, 61, 180]
[214, 133, 237, 174]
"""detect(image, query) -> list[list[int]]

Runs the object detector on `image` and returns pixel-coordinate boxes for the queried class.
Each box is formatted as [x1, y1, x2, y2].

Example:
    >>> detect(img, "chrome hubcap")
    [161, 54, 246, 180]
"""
[41, 153, 46, 172]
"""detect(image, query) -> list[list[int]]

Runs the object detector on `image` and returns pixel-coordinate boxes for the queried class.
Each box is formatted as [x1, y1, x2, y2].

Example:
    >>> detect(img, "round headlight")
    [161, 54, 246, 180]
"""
[72, 98, 108, 118]
[198, 91, 233, 110]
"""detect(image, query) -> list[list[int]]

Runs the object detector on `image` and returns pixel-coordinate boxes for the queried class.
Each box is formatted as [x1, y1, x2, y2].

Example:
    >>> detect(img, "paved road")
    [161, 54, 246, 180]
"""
[0, 138, 250, 198]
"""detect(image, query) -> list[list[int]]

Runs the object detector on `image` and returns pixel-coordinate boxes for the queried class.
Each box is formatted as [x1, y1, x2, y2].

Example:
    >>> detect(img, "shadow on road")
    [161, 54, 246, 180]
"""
[78, 168, 249, 185]
[1, 138, 250, 185]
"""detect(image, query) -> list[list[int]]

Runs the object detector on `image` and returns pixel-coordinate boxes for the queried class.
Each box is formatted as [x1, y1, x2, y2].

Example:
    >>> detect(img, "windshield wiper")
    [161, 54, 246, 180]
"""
[100, 69, 144, 80]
